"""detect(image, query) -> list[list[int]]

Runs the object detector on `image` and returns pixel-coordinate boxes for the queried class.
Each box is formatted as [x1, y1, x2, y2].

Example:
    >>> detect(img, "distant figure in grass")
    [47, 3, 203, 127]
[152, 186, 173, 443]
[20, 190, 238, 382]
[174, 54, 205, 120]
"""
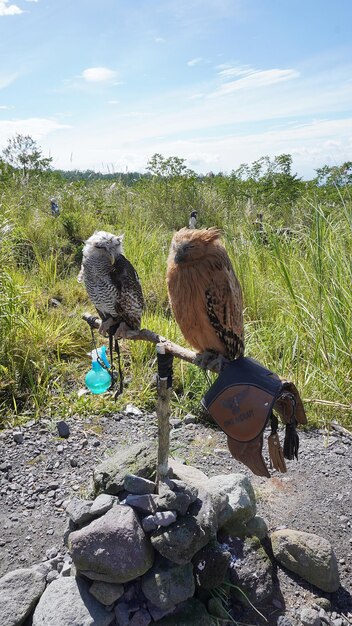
[50, 197, 60, 217]
[188, 210, 197, 229]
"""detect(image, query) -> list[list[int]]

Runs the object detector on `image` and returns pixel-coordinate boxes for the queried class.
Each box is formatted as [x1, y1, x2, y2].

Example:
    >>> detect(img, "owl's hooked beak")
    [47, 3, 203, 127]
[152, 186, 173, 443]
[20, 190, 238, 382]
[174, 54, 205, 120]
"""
[174, 244, 186, 263]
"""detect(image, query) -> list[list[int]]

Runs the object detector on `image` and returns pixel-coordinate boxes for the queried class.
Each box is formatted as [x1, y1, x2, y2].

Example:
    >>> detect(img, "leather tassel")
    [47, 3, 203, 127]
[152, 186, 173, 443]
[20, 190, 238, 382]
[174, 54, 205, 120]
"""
[268, 432, 287, 473]
[283, 422, 299, 460]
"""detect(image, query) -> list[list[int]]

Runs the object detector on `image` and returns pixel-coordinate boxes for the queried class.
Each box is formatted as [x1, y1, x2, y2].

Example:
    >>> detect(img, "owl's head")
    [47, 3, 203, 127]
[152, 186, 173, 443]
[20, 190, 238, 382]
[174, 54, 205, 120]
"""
[83, 230, 124, 263]
[170, 227, 222, 264]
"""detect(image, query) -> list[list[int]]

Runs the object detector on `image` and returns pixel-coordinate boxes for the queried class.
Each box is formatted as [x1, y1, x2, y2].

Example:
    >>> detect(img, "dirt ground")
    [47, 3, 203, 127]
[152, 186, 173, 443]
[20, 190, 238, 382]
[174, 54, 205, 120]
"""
[0, 407, 351, 625]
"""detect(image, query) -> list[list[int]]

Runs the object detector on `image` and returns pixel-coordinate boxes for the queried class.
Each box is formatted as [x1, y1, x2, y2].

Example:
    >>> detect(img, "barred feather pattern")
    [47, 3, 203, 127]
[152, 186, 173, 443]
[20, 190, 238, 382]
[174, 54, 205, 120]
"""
[79, 235, 144, 330]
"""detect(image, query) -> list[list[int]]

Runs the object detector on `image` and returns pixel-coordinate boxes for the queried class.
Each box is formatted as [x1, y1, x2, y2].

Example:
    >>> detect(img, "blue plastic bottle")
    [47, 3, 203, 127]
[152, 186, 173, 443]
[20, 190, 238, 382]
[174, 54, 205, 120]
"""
[85, 347, 111, 394]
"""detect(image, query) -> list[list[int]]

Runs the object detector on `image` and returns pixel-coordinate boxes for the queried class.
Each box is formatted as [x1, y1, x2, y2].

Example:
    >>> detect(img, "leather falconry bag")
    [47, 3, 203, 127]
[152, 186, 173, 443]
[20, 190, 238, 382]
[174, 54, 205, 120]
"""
[202, 357, 307, 478]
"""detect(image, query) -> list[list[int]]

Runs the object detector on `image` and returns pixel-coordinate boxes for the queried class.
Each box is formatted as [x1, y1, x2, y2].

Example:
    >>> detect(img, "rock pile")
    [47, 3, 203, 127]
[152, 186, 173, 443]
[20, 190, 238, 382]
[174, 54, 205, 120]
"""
[0, 440, 343, 626]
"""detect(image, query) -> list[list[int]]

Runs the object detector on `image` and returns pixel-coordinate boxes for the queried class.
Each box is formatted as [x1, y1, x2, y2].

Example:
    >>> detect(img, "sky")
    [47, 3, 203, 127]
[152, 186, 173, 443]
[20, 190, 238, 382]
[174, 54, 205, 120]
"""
[0, 0, 351, 178]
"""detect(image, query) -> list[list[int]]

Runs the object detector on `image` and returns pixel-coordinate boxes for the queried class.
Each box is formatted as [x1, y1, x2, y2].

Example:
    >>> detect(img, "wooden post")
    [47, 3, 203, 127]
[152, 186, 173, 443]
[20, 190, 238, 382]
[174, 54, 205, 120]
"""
[156, 344, 172, 484]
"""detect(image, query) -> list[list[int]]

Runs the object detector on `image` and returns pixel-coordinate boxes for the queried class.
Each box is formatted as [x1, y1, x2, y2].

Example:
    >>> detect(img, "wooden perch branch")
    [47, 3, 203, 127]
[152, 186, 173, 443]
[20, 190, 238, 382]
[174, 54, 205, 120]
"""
[82, 312, 225, 373]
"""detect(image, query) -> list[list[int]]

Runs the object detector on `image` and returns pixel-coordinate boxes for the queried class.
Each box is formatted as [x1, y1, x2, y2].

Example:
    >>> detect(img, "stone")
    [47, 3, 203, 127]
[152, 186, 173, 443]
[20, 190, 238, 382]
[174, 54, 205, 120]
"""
[227, 536, 274, 605]
[271, 529, 340, 592]
[141, 557, 195, 609]
[169, 479, 198, 503]
[245, 515, 268, 539]
[142, 511, 177, 532]
[168, 458, 209, 490]
[124, 474, 156, 494]
[184, 413, 196, 424]
[56, 421, 70, 438]
[125, 404, 143, 416]
[151, 490, 217, 564]
[69, 505, 154, 583]
[208, 473, 256, 531]
[13, 431, 24, 444]
[157, 487, 191, 515]
[155, 598, 214, 625]
[32, 576, 114, 625]
[89, 580, 124, 605]
[90, 494, 114, 517]
[93, 441, 157, 495]
[300, 606, 321, 626]
[65, 497, 94, 526]
[129, 608, 152, 625]
[192, 541, 231, 589]
[0, 567, 46, 626]
[46, 570, 60, 583]
[114, 602, 130, 626]
[125, 494, 158, 514]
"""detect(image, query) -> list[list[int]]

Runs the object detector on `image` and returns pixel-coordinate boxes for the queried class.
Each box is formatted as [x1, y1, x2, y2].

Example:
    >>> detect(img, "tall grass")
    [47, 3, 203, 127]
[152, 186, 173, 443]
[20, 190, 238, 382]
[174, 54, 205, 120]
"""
[0, 174, 351, 428]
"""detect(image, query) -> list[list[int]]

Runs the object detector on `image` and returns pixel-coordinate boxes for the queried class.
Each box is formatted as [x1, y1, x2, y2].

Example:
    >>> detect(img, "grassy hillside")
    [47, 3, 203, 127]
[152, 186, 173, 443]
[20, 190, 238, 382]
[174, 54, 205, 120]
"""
[0, 169, 351, 429]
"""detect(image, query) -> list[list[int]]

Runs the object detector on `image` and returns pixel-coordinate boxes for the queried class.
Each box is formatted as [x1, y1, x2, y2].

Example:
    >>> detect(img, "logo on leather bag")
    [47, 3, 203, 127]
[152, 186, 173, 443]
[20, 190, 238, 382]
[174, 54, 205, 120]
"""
[222, 387, 250, 413]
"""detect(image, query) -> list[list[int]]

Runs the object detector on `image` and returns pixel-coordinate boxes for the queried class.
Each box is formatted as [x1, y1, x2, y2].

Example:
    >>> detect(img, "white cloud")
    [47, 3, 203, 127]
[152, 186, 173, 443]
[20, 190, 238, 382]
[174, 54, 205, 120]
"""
[0, 104, 12, 109]
[81, 67, 117, 83]
[108, 100, 120, 105]
[154, 37, 165, 44]
[187, 57, 203, 67]
[0, 1, 22, 16]
[209, 68, 300, 98]
[0, 117, 70, 145]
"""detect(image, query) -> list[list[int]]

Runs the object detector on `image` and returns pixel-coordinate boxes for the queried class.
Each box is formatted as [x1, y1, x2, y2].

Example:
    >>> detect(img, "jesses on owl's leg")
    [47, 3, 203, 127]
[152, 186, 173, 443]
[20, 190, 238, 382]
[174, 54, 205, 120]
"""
[194, 350, 228, 372]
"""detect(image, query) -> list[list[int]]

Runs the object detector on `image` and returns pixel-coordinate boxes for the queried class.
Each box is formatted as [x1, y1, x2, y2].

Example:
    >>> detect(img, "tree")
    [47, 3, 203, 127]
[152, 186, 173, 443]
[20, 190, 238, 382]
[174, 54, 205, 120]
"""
[146, 154, 196, 179]
[2, 134, 52, 175]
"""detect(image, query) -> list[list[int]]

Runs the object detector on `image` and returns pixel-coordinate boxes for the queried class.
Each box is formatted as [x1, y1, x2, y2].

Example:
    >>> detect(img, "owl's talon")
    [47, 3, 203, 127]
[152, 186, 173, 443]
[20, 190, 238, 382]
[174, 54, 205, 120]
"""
[195, 350, 227, 371]
[113, 321, 133, 339]
[98, 318, 115, 336]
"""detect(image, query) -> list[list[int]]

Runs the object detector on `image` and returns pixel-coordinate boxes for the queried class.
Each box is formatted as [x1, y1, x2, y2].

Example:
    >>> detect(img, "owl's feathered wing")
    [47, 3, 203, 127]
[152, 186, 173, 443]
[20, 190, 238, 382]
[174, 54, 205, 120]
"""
[107, 254, 144, 329]
[204, 256, 244, 360]
[166, 229, 244, 360]
[81, 253, 144, 330]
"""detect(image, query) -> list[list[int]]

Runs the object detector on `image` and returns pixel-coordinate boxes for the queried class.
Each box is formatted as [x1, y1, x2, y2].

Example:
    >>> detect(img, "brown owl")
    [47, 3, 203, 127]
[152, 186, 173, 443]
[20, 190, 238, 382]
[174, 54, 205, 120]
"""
[78, 231, 144, 337]
[166, 227, 244, 363]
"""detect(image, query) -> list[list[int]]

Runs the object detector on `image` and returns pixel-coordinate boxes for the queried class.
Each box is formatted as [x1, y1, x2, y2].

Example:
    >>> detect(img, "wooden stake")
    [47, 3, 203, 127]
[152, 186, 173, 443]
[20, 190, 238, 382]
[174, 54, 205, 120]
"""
[156, 344, 172, 483]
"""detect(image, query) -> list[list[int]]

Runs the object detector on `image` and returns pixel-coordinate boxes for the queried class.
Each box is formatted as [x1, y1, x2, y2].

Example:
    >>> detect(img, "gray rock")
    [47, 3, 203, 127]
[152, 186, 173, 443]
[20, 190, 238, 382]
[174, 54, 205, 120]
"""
[300, 606, 321, 626]
[32, 576, 114, 625]
[56, 421, 70, 438]
[90, 494, 114, 517]
[271, 529, 340, 592]
[141, 558, 195, 609]
[151, 490, 217, 564]
[46, 570, 60, 584]
[157, 487, 191, 515]
[228, 536, 274, 605]
[184, 413, 196, 424]
[142, 511, 177, 532]
[65, 497, 94, 526]
[208, 473, 256, 531]
[0, 567, 46, 626]
[93, 441, 157, 495]
[125, 494, 158, 514]
[170, 479, 198, 503]
[245, 515, 268, 539]
[277, 616, 294, 626]
[89, 580, 124, 605]
[129, 608, 152, 625]
[114, 602, 131, 626]
[192, 541, 231, 589]
[124, 474, 156, 494]
[168, 458, 209, 490]
[69, 505, 154, 583]
[13, 431, 24, 444]
[155, 598, 214, 625]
